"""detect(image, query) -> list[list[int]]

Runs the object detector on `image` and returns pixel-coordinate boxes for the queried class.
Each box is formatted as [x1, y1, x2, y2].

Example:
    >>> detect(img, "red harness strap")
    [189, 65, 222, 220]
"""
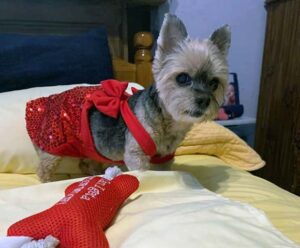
[120, 100, 175, 164]
[120, 100, 156, 157]
[81, 80, 174, 165]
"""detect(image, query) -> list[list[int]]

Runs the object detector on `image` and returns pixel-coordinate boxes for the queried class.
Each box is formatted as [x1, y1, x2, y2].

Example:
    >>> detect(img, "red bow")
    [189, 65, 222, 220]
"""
[89, 80, 129, 119]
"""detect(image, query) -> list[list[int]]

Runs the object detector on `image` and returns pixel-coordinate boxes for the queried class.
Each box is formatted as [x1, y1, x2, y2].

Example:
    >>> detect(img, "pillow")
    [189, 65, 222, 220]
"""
[0, 83, 144, 174]
[176, 121, 265, 171]
[0, 28, 113, 93]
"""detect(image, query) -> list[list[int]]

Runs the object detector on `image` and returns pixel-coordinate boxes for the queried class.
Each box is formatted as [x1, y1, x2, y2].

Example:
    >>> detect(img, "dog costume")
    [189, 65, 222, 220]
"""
[26, 79, 174, 164]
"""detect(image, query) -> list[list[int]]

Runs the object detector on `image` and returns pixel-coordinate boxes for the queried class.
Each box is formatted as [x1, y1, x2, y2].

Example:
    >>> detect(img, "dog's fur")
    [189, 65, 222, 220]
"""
[36, 14, 231, 182]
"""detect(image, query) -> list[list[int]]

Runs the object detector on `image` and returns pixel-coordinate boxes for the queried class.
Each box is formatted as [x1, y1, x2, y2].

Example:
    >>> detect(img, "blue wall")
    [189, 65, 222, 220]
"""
[154, 0, 267, 118]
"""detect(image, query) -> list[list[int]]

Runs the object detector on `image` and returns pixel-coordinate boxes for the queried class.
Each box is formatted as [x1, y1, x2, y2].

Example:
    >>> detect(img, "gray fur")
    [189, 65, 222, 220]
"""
[156, 14, 188, 55]
[36, 14, 231, 181]
[210, 25, 231, 56]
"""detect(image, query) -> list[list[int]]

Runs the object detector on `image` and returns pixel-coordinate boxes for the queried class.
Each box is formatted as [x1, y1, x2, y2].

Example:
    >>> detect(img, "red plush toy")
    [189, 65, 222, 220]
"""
[7, 168, 139, 248]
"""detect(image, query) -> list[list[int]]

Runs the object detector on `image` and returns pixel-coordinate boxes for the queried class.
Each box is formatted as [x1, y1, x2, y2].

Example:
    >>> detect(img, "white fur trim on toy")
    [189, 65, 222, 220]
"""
[103, 166, 122, 180]
[0, 235, 59, 248]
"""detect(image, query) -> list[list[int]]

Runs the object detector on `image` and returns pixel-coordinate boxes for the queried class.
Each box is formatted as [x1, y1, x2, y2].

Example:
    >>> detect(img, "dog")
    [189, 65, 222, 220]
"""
[27, 14, 231, 182]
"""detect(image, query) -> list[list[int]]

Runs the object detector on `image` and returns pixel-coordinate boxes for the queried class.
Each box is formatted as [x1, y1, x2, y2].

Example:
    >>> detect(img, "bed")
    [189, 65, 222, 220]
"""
[0, 1, 300, 247]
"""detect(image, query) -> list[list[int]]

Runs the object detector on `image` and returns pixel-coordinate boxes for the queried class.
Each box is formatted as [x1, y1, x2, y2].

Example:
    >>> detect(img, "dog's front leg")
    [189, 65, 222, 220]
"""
[124, 135, 150, 171]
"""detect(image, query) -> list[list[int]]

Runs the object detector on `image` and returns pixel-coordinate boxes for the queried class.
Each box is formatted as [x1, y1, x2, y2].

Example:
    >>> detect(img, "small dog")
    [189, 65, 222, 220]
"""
[29, 14, 231, 182]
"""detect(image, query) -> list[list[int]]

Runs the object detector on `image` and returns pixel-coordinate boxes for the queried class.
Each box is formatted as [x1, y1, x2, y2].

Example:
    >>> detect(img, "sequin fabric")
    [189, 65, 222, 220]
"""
[26, 85, 99, 158]
[26, 80, 175, 164]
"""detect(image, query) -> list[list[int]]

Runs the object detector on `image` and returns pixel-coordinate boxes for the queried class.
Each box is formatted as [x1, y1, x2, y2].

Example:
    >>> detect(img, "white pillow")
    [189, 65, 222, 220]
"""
[0, 83, 144, 174]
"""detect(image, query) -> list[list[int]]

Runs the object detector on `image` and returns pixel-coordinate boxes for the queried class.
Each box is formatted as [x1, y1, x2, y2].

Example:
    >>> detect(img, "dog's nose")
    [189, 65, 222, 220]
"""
[196, 97, 211, 109]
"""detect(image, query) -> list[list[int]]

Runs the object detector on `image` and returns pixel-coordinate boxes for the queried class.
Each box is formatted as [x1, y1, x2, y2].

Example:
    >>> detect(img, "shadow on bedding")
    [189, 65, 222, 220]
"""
[171, 162, 233, 192]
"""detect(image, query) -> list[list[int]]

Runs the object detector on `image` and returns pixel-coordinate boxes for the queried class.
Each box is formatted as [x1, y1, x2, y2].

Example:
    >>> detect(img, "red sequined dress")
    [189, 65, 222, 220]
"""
[26, 80, 174, 164]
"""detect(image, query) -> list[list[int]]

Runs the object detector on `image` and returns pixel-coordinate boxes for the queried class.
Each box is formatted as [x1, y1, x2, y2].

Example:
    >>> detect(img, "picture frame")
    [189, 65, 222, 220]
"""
[223, 73, 240, 106]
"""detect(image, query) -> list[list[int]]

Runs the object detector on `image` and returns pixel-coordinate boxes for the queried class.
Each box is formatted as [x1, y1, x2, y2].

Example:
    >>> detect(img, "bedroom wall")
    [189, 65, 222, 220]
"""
[152, 0, 267, 118]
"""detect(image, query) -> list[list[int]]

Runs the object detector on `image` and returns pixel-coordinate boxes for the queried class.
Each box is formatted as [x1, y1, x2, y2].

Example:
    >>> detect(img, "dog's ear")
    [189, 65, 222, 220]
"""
[153, 14, 188, 75]
[210, 25, 231, 57]
[157, 14, 188, 54]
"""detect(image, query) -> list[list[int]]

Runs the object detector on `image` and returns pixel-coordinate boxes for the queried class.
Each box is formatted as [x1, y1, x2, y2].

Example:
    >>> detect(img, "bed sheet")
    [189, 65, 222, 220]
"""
[0, 154, 299, 245]
[172, 155, 300, 244]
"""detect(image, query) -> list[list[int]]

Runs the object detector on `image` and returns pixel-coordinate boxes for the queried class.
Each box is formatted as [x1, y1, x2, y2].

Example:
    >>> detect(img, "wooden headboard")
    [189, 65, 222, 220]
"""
[0, 0, 164, 87]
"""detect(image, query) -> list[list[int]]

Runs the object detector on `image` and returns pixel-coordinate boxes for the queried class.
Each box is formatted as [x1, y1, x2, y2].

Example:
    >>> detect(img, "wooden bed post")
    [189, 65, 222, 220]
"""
[134, 31, 154, 88]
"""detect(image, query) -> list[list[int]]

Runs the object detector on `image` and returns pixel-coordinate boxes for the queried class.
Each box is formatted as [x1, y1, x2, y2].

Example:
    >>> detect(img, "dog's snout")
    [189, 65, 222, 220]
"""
[196, 98, 211, 109]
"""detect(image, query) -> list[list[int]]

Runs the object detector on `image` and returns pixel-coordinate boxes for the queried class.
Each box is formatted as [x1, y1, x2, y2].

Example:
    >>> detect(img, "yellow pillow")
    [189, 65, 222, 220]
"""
[176, 121, 265, 171]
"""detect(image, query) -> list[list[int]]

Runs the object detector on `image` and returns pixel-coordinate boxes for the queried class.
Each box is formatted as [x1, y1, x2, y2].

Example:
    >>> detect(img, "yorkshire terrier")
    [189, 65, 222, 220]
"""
[28, 14, 231, 182]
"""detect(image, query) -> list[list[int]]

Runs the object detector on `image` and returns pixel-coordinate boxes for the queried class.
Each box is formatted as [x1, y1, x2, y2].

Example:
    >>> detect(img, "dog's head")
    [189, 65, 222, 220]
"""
[153, 14, 231, 123]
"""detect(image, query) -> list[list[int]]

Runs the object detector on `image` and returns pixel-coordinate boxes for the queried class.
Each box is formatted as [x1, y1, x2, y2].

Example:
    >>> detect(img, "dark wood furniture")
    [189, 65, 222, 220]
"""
[0, 0, 165, 87]
[254, 0, 300, 195]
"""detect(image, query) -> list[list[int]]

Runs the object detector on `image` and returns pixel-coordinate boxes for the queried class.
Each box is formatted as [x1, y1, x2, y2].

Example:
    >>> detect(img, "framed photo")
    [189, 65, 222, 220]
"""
[223, 73, 240, 106]
[216, 73, 244, 120]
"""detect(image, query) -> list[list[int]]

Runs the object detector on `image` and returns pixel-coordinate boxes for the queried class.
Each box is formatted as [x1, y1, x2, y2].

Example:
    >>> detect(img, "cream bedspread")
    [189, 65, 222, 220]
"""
[0, 155, 300, 245]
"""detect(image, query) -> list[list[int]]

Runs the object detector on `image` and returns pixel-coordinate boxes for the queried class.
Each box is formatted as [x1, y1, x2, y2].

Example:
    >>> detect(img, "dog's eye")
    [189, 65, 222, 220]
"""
[209, 78, 219, 91]
[176, 73, 192, 86]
